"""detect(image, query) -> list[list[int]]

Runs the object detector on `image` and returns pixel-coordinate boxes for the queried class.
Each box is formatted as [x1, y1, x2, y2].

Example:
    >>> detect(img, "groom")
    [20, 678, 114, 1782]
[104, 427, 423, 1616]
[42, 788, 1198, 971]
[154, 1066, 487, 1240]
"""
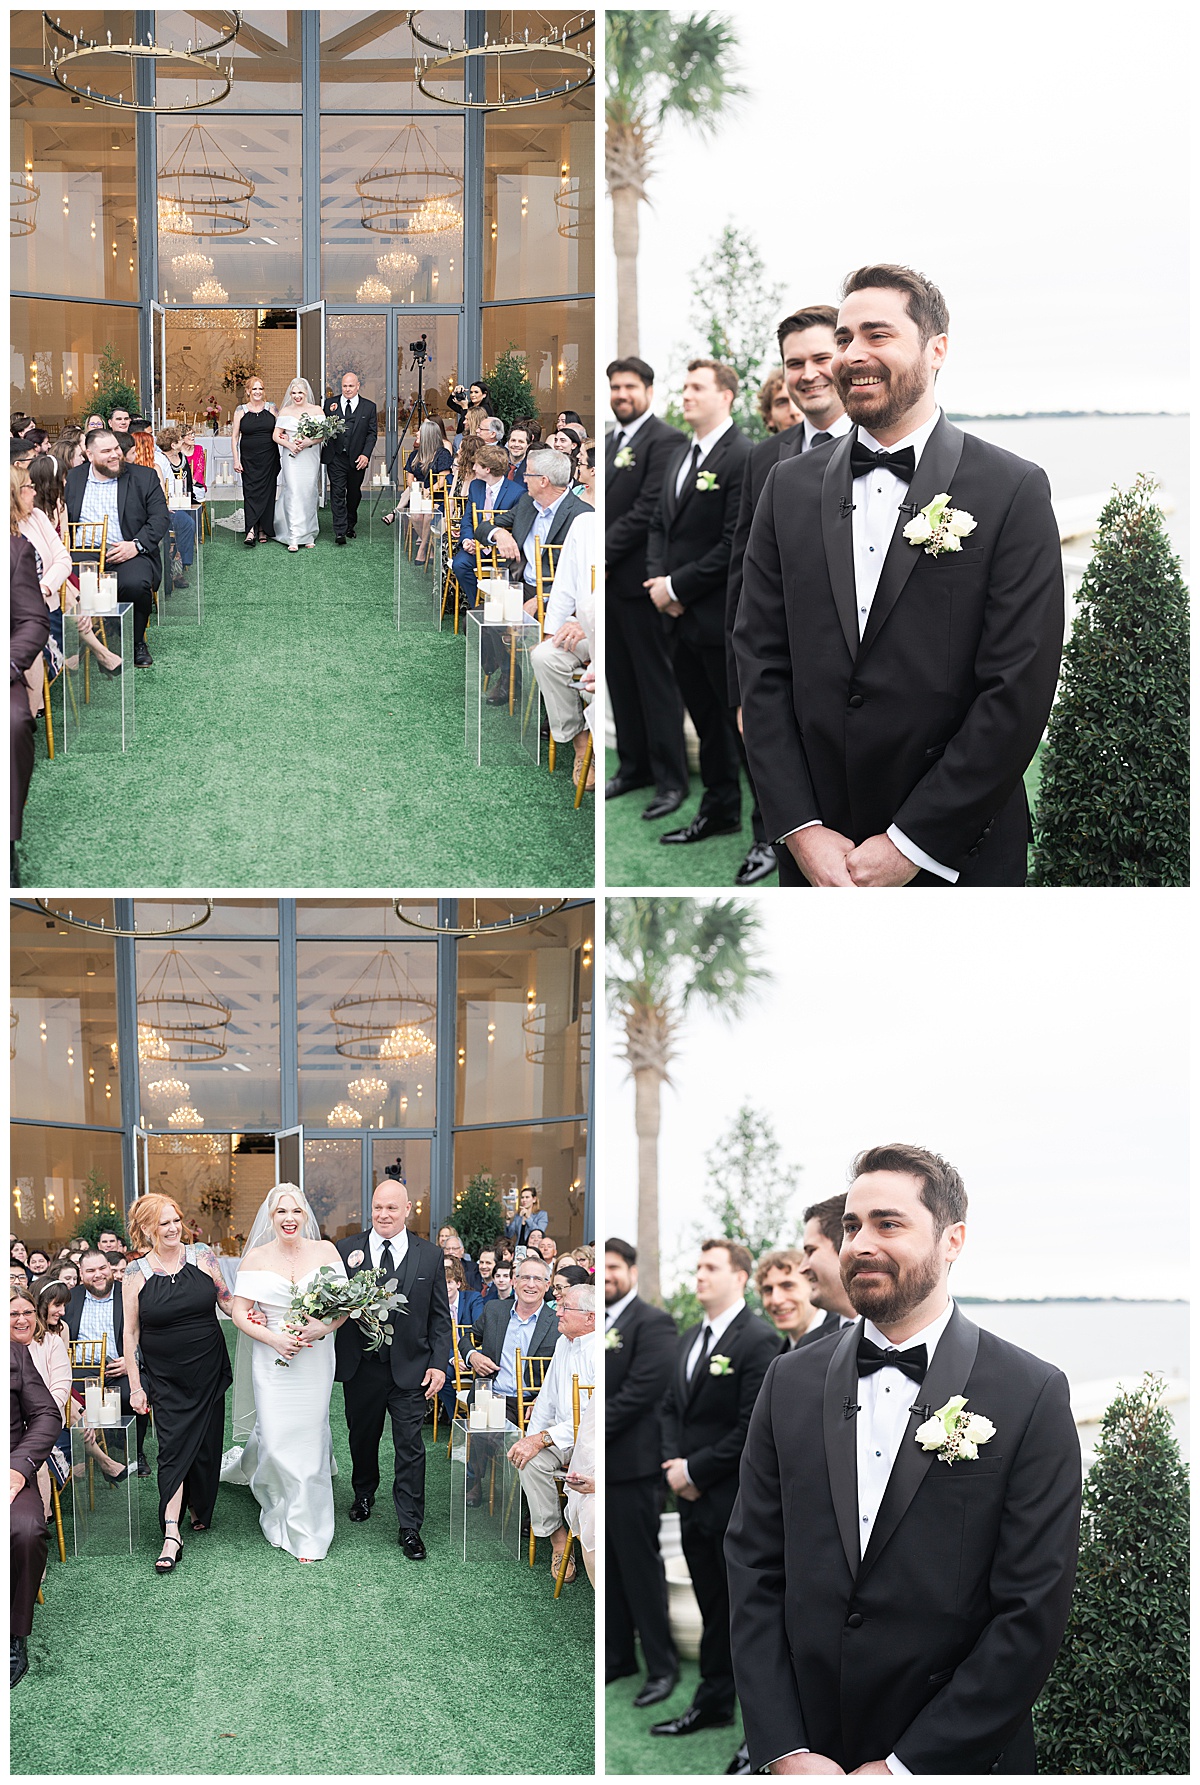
[733, 265, 1064, 886]
[334, 1178, 452, 1559]
[323, 370, 377, 545]
[725, 1143, 1082, 1774]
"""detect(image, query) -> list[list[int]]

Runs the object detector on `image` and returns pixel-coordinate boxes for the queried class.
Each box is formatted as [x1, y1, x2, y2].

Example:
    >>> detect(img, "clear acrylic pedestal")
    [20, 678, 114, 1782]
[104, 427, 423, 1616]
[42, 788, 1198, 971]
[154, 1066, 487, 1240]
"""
[160, 504, 204, 625]
[59, 602, 134, 752]
[465, 610, 542, 767]
[69, 1413, 140, 1556]
[449, 1415, 523, 1562]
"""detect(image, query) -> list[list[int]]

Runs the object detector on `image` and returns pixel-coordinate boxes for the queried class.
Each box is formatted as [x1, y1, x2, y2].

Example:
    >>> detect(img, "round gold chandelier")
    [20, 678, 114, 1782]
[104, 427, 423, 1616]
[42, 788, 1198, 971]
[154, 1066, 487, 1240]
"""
[11, 172, 40, 238]
[158, 123, 255, 237]
[136, 946, 231, 1062]
[42, 12, 243, 114]
[331, 946, 436, 1062]
[409, 12, 595, 112]
[395, 898, 568, 938]
[356, 120, 463, 236]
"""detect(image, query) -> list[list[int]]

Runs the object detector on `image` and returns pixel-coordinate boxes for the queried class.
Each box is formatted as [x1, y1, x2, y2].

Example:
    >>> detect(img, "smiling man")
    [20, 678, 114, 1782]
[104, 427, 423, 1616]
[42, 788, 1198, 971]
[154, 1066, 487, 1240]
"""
[733, 265, 1064, 887]
[726, 1143, 1082, 1775]
[755, 1248, 817, 1347]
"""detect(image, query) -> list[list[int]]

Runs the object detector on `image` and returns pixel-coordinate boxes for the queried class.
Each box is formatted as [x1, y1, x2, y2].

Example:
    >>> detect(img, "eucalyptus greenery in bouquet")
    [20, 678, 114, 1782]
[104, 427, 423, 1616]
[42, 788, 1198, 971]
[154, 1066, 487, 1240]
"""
[295, 411, 345, 445]
[276, 1263, 406, 1366]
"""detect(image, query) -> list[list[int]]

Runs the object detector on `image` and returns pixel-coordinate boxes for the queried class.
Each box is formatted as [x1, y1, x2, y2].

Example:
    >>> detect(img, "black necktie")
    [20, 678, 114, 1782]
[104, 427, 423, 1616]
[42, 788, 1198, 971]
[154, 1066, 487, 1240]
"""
[612, 429, 626, 452]
[856, 1334, 928, 1383]
[849, 441, 916, 482]
[679, 441, 701, 496]
[342, 397, 349, 417]
[690, 1323, 714, 1380]
[379, 1240, 394, 1279]
[808, 431, 832, 450]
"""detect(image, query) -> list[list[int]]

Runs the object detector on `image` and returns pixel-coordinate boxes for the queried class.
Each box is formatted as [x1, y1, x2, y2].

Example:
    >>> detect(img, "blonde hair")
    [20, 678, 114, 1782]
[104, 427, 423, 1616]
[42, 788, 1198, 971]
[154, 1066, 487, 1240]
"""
[282, 377, 315, 408]
[127, 1193, 188, 1257]
[11, 462, 31, 535]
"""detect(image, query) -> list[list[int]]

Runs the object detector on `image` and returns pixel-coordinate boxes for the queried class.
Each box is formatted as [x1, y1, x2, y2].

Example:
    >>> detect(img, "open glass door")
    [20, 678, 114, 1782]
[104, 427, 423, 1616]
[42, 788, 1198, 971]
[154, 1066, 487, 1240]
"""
[149, 302, 166, 429]
[297, 301, 326, 400]
[133, 1125, 151, 1199]
[274, 1126, 304, 1193]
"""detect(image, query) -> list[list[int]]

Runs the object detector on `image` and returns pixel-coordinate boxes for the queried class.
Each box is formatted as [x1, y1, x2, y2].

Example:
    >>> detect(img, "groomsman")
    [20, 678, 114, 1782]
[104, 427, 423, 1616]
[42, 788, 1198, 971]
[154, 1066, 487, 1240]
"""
[754, 1248, 818, 1348]
[734, 264, 1064, 886]
[604, 1239, 680, 1705]
[605, 358, 689, 817]
[646, 360, 753, 846]
[726, 1144, 1082, 1774]
[650, 1240, 783, 1738]
[726, 305, 852, 886]
[798, 1193, 859, 1337]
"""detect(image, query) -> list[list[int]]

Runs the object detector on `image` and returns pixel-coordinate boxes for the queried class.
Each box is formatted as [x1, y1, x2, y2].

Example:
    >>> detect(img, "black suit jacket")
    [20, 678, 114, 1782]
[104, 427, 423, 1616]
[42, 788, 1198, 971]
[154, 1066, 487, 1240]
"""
[503, 489, 592, 582]
[732, 416, 1064, 883]
[726, 1307, 1081, 1774]
[66, 1283, 125, 1355]
[646, 424, 754, 651]
[333, 1231, 452, 1394]
[793, 1309, 847, 1349]
[606, 413, 688, 601]
[660, 1306, 784, 1535]
[606, 1295, 678, 1483]
[322, 396, 377, 467]
[63, 463, 169, 579]
[469, 1297, 559, 1375]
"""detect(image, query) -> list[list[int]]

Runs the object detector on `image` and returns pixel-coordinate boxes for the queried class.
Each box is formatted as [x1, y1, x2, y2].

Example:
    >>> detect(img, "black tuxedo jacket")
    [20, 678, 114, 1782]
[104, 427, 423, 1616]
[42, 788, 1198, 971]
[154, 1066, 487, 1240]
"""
[726, 1307, 1081, 1774]
[606, 413, 688, 600]
[322, 396, 377, 467]
[333, 1231, 451, 1394]
[469, 1297, 559, 1374]
[732, 416, 1064, 883]
[792, 1308, 847, 1349]
[660, 1306, 784, 1534]
[606, 1295, 678, 1483]
[66, 1283, 125, 1354]
[504, 489, 592, 581]
[647, 425, 754, 651]
[63, 463, 169, 575]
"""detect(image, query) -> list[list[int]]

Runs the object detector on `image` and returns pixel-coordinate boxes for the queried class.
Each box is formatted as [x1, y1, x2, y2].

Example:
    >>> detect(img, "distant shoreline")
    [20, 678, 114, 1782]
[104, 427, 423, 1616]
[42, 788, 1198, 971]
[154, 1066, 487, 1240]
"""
[949, 411, 1188, 421]
[958, 1296, 1187, 1305]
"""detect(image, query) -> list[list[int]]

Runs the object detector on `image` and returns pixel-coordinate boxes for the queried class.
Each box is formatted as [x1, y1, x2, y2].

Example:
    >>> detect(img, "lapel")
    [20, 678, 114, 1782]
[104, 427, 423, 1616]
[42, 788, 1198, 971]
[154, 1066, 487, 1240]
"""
[819, 433, 861, 661]
[822, 1317, 865, 1577]
[856, 413, 966, 659]
[664, 439, 693, 528]
[673, 426, 734, 529]
[395, 1232, 423, 1300]
[857, 1304, 981, 1583]
[776, 422, 805, 465]
[676, 1320, 701, 1407]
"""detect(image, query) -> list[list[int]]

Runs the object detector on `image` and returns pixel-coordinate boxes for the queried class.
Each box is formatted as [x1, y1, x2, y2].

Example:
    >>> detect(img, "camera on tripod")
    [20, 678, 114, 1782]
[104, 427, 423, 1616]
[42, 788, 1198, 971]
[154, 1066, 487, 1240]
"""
[409, 334, 428, 363]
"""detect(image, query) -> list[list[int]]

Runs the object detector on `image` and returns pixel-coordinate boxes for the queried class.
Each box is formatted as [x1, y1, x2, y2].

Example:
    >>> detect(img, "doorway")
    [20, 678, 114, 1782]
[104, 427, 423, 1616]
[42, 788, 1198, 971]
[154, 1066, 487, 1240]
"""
[325, 309, 463, 484]
[150, 302, 326, 430]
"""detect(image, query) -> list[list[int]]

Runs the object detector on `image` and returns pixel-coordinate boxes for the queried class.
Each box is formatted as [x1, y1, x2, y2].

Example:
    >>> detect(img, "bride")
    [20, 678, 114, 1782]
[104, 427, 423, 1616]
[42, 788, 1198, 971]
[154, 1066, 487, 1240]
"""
[226, 1184, 348, 1561]
[272, 377, 324, 549]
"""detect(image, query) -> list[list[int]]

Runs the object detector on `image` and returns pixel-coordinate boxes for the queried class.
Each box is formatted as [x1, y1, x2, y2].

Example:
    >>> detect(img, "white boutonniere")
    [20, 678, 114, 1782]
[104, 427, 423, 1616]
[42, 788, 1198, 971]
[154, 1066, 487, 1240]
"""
[347, 1249, 365, 1270]
[914, 1395, 996, 1465]
[903, 493, 977, 558]
[613, 446, 635, 469]
[605, 1327, 623, 1351]
[709, 1353, 733, 1376]
[696, 469, 718, 492]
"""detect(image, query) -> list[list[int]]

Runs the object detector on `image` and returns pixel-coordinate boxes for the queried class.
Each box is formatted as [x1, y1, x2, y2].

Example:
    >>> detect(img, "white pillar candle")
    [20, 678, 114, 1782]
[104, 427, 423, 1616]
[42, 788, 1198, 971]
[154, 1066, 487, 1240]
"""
[99, 573, 119, 608]
[84, 1382, 103, 1424]
[468, 1403, 488, 1430]
[78, 566, 99, 605]
[488, 1398, 508, 1430]
[102, 1389, 122, 1424]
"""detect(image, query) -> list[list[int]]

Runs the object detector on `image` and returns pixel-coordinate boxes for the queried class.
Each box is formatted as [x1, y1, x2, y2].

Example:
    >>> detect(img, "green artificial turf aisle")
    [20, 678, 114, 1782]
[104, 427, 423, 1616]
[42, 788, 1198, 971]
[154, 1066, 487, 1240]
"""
[18, 513, 593, 888]
[12, 1335, 593, 1776]
[606, 1663, 744, 1774]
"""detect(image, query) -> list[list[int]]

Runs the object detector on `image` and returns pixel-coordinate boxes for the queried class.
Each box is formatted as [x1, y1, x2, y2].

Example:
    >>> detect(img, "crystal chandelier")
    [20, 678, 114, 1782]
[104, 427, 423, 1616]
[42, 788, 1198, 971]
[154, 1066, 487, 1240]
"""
[192, 274, 229, 303]
[331, 947, 435, 1061]
[356, 274, 391, 302]
[408, 196, 462, 236]
[147, 1076, 190, 1102]
[168, 1104, 203, 1128]
[137, 946, 231, 1061]
[327, 1102, 362, 1128]
[11, 171, 39, 238]
[138, 1024, 171, 1063]
[347, 1076, 389, 1108]
[158, 195, 194, 235]
[171, 250, 213, 278]
[377, 249, 418, 281]
[379, 1023, 436, 1065]
[356, 119, 464, 236]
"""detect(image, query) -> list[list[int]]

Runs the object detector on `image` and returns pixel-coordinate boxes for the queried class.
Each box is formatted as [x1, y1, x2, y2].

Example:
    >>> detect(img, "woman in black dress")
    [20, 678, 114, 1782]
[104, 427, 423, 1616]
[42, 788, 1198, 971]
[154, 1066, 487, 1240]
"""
[123, 1193, 234, 1574]
[231, 376, 279, 547]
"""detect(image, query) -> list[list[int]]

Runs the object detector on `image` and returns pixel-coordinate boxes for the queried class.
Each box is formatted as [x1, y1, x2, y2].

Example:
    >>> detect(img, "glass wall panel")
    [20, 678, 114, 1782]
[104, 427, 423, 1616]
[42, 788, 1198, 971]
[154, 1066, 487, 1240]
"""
[297, 899, 440, 936]
[483, 88, 593, 301]
[370, 1138, 432, 1239]
[326, 311, 387, 423]
[319, 12, 465, 108]
[456, 904, 592, 1125]
[10, 295, 140, 434]
[11, 1124, 125, 1249]
[396, 315, 462, 431]
[482, 298, 594, 435]
[453, 1120, 587, 1250]
[135, 898, 279, 937]
[304, 1136, 361, 1240]
[145, 1132, 244, 1250]
[134, 941, 281, 1131]
[11, 904, 120, 1127]
[321, 117, 465, 305]
[157, 116, 302, 308]
[155, 12, 303, 112]
[11, 78, 139, 302]
[298, 941, 438, 1129]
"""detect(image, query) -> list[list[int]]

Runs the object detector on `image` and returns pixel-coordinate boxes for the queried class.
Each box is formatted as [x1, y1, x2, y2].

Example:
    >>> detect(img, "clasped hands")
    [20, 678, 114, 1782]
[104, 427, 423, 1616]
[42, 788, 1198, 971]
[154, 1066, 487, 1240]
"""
[662, 1457, 700, 1501]
[769, 1758, 889, 1775]
[787, 826, 918, 888]
[644, 576, 684, 617]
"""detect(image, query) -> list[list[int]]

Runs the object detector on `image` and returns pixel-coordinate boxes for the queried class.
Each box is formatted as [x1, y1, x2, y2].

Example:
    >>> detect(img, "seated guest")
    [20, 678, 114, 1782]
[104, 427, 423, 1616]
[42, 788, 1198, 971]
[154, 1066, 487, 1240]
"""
[11, 1285, 66, 1514]
[476, 1244, 499, 1297]
[179, 423, 207, 496]
[505, 1186, 548, 1247]
[11, 414, 35, 439]
[48, 429, 83, 475]
[82, 414, 105, 435]
[479, 415, 506, 450]
[466, 1254, 558, 1427]
[506, 1283, 596, 1586]
[26, 1251, 49, 1279]
[106, 407, 132, 437]
[569, 437, 596, 503]
[556, 409, 585, 432]
[36, 1281, 71, 1338]
[436, 1225, 482, 1293]
[10, 1335, 62, 1687]
[65, 1249, 148, 1472]
[441, 1257, 484, 1424]
[10, 1242, 28, 1269]
[103, 1249, 127, 1281]
[570, 1244, 596, 1276]
[24, 429, 50, 455]
[564, 1389, 596, 1585]
[505, 424, 531, 486]
[381, 420, 455, 560]
[155, 427, 197, 589]
[451, 444, 524, 608]
[488, 1260, 513, 1304]
[10, 437, 38, 473]
[10, 534, 50, 876]
[448, 430, 482, 500]
[537, 1233, 559, 1273]
[529, 508, 597, 790]
[486, 449, 590, 615]
[64, 428, 169, 669]
[129, 418, 166, 490]
[550, 1262, 592, 1306]
[18, 460, 123, 694]
[55, 1261, 79, 1293]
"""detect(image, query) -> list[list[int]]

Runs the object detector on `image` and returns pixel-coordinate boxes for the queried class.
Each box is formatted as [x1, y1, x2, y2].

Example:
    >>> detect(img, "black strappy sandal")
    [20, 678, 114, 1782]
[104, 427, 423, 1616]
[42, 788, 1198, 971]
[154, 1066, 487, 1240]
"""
[155, 1520, 184, 1574]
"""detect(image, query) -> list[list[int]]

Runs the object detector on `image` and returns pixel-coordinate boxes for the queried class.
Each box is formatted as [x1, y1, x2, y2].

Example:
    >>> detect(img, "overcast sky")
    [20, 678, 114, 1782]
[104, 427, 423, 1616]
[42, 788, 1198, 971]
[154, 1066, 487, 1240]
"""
[604, 894, 1190, 1299]
[604, 0, 1190, 414]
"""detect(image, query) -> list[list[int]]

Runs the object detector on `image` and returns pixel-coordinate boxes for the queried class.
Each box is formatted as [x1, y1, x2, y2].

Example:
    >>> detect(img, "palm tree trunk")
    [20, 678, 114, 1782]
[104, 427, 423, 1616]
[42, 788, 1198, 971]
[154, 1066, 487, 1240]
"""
[611, 183, 641, 360]
[633, 1064, 662, 1303]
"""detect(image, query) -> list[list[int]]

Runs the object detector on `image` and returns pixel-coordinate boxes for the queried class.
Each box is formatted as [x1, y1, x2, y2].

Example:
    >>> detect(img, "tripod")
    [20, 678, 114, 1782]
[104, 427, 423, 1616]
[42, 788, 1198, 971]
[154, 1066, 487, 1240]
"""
[371, 347, 432, 515]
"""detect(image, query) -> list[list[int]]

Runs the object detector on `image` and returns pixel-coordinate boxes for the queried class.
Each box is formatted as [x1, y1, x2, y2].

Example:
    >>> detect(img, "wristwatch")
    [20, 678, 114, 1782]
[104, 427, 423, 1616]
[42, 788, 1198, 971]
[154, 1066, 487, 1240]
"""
[540, 1430, 552, 1449]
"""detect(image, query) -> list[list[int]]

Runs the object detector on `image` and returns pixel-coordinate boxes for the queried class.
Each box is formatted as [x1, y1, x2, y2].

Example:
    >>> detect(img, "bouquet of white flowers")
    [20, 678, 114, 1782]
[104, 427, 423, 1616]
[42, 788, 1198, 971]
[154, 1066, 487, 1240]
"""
[275, 1263, 406, 1366]
[295, 412, 345, 445]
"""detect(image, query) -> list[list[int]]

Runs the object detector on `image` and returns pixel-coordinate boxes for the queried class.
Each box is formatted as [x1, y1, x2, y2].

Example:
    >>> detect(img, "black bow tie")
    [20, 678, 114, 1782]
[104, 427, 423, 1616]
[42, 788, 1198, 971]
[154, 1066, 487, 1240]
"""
[856, 1334, 928, 1384]
[849, 442, 916, 482]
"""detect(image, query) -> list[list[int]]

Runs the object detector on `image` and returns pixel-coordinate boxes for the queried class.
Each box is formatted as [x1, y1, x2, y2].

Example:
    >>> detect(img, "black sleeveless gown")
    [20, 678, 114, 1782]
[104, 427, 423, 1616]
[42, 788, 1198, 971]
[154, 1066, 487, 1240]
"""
[238, 407, 280, 538]
[138, 1260, 233, 1531]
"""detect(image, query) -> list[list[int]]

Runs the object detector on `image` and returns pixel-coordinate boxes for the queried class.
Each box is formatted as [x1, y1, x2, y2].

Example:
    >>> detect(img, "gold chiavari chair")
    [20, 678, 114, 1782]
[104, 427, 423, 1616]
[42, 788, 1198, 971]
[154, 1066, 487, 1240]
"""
[67, 516, 108, 574]
[533, 539, 563, 631]
[439, 1320, 478, 1454]
[68, 1335, 108, 1510]
[515, 1350, 554, 1566]
[553, 1374, 596, 1596]
[440, 490, 471, 629]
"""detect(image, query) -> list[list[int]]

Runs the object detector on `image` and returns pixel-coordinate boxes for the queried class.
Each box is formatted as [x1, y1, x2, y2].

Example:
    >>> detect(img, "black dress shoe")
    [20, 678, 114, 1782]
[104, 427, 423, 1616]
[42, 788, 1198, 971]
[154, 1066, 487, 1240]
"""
[485, 682, 510, 707]
[650, 1705, 734, 1736]
[642, 788, 685, 821]
[133, 644, 153, 667]
[398, 1527, 427, 1560]
[725, 1739, 752, 1773]
[633, 1672, 679, 1707]
[348, 1495, 372, 1522]
[605, 1665, 638, 1686]
[334, 535, 346, 546]
[137, 1454, 151, 1477]
[660, 814, 740, 845]
[735, 842, 779, 885]
[605, 774, 653, 800]
[11, 1636, 29, 1688]
[345, 528, 356, 539]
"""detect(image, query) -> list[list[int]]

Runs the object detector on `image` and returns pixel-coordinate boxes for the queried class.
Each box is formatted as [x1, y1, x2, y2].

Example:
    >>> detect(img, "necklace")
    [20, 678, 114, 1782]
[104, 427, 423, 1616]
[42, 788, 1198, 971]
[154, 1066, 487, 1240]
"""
[152, 1245, 186, 1281]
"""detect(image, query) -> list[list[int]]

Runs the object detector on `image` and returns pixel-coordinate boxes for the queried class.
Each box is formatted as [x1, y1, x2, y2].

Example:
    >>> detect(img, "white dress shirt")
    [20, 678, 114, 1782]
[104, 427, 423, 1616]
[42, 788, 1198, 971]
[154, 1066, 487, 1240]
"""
[802, 411, 852, 450]
[685, 1294, 745, 1379]
[340, 394, 359, 416]
[543, 511, 595, 635]
[527, 1330, 597, 1452]
[604, 1285, 638, 1329]
[368, 1226, 408, 1273]
[609, 406, 653, 453]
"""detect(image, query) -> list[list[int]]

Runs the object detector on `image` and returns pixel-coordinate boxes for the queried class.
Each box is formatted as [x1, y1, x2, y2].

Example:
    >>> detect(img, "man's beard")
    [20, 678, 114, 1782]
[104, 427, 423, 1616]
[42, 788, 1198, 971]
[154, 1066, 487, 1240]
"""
[842, 1246, 941, 1325]
[835, 355, 929, 434]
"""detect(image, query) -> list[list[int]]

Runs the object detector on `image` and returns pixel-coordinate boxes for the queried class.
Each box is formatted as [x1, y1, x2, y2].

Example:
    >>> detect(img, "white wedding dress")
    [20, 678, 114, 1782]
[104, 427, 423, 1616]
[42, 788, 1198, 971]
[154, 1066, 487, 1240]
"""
[225, 1263, 343, 1559]
[273, 414, 321, 546]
